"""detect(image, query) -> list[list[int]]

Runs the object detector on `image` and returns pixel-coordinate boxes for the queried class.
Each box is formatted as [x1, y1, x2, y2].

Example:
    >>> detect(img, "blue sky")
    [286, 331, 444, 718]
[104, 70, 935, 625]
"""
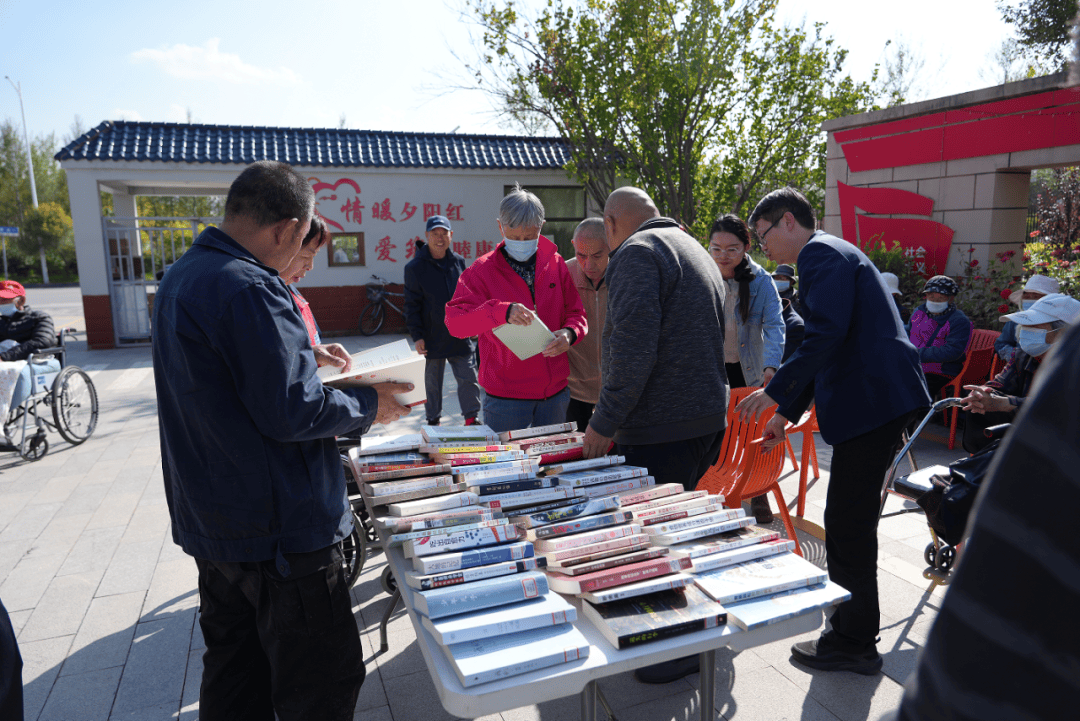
[1, 0, 1013, 145]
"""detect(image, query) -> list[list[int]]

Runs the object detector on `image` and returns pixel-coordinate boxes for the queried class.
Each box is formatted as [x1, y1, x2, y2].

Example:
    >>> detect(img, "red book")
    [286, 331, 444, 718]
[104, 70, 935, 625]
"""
[546, 556, 692, 595]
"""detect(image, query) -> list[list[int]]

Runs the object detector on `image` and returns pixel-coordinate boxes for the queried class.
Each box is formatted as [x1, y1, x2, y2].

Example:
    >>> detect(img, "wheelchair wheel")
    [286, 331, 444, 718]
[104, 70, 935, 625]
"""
[20, 430, 48, 462]
[51, 367, 99, 445]
[359, 303, 385, 336]
[380, 566, 397, 595]
[342, 511, 366, 587]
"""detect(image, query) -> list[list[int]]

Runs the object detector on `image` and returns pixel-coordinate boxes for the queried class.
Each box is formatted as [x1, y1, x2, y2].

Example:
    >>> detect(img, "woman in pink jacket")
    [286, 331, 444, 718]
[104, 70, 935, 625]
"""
[445, 184, 587, 433]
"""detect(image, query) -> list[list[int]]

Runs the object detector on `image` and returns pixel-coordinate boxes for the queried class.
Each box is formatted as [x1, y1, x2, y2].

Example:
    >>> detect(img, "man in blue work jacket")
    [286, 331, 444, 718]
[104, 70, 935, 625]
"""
[153, 161, 410, 721]
[738, 187, 930, 676]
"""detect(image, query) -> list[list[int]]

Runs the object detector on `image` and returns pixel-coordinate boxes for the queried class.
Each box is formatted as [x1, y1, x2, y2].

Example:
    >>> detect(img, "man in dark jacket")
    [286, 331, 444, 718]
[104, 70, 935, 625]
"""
[153, 161, 410, 721]
[404, 215, 481, 426]
[0, 281, 56, 361]
[740, 187, 930, 677]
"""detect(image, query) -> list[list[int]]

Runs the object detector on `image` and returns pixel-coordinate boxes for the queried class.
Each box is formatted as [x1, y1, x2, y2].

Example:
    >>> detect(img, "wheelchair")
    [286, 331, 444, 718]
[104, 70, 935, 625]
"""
[338, 438, 379, 588]
[1, 327, 100, 462]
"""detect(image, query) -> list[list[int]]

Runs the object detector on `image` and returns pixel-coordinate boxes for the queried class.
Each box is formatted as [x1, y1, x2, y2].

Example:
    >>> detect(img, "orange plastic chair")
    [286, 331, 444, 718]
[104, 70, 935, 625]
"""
[939, 329, 1000, 450]
[785, 407, 819, 517]
[989, 352, 1007, 381]
[697, 387, 802, 556]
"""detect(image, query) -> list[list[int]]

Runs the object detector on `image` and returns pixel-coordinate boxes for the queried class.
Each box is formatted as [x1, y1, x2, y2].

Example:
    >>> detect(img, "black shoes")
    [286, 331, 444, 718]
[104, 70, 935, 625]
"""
[790, 637, 883, 675]
[633, 655, 700, 684]
[750, 495, 774, 524]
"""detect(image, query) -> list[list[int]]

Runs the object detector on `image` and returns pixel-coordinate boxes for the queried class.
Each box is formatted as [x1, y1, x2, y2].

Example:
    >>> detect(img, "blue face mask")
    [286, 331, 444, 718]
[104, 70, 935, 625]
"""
[774, 280, 790, 292]
[503, 237, 538, 262]
[925, 300, 949, 314]
[1017, 326, 1053, 357]
[0, 304, 17, 317]
[1021, 299, 1037, 310]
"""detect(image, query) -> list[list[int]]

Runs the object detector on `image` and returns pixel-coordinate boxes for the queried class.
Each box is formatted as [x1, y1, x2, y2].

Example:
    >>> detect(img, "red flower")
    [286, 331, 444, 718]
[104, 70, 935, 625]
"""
[970, 260, 979, 268]
[1000, 289, 1011, 299]
[968, 247, 977, 253]
[998, 304, 1010, 314]
[1030, 230, 1040, 237]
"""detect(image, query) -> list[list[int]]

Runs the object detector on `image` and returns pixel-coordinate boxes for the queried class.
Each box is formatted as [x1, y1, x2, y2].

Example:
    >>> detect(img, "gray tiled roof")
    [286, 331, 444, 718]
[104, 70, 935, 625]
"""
[54, 120, 571, 169]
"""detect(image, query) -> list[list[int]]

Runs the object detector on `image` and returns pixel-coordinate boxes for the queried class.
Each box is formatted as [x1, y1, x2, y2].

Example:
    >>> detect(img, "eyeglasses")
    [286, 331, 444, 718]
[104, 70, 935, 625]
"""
[709, 246, 744, 257]
[754, 219, 780, 247]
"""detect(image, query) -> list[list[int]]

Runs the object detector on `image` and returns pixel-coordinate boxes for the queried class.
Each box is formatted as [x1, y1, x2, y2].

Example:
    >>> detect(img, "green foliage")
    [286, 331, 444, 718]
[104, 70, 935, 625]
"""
[1025, 240, 1080, 297]
[953, 245, 1025, 330]
[859, 238, 925, 311]
[19, 202, 72, 256]
[1032, 166, 1079, 247]
[998, 0, 1078, 66]
[467, 0, 877, 236]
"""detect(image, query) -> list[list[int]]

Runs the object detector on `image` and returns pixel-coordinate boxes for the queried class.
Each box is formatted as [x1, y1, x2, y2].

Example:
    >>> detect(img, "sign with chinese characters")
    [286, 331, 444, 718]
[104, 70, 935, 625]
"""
[309, 176, 493, 266]
[837, 182, 955, 277]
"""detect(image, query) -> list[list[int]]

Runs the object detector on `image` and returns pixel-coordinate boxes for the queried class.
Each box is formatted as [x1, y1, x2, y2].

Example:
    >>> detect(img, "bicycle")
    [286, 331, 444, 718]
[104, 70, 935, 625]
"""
[359, 275, 407, 335]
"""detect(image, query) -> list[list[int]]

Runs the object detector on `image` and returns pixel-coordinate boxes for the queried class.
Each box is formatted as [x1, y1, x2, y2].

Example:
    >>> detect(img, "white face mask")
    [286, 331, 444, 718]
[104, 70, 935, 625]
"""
[503, 237, 538, 262]
[925, 300, 949, 314]
[774, 280, 790, 293]
[0, 304, 18, 317]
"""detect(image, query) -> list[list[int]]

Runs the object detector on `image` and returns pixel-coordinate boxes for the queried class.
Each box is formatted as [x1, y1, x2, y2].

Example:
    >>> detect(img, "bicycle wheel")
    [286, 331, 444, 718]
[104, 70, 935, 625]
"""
[52, 367, 99, 445]
[342, 511, 366, 586]
[359, 303, 385, 335]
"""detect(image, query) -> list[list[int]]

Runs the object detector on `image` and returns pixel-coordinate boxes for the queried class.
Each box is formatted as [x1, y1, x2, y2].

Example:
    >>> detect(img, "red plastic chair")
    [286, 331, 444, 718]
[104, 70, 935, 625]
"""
[940, 329, 999, 450]
[784, 407, 819, 517]
[697, 387, 802, 556]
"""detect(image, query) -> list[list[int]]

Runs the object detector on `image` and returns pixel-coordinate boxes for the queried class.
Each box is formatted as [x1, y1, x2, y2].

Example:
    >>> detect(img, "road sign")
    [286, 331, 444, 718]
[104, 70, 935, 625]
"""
[0, 227, 18, 236]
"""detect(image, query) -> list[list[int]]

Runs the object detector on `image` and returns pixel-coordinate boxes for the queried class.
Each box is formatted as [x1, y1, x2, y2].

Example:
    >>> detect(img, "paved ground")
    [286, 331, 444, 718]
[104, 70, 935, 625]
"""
[2, 288, 964, 720]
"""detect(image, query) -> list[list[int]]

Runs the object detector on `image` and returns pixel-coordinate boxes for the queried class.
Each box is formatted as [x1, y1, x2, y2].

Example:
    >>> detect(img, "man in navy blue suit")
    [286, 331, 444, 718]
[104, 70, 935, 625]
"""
[738, 188, 930, 675]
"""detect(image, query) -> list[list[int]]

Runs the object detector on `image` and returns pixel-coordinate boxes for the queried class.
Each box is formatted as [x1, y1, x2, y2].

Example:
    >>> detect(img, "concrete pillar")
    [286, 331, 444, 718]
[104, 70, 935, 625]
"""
[66, 170, 114, 348]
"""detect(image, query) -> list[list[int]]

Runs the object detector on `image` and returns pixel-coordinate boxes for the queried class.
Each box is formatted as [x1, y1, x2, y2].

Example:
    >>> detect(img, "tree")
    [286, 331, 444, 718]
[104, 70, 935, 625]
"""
[998, 0, 1079, 66]
[19, 202, 72, 281]
[464, 0, 877, 234]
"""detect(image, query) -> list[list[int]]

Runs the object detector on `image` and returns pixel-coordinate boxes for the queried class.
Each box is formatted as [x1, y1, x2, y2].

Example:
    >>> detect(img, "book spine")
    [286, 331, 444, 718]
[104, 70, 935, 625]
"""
[417, 572, 548, 618]
[629, 497, 714, 521]
[373, 482, 468, 507]
[615, 616, 725, 649]
[538, 455, 626, 476]
[454, 464, 538, 483]
[541, 534, 648, 562]
[585, 574, 692, 603]
[613, 483, 685, 506]
[410, 557, 544, 591]
[651, 517, 754, 545]
[444, 453, 528, 465]
[407, 524, 522, 557]
[535, 524, 640, 552]
[366, 474, 456, 496]
[413, 542, 534, 574]
[575, 558, 691, 594]
[387, 491, 478, 516]
[648, 509, 746, 535]
[712, 574, 828, 605]
[536, 446, 585, 465]
[498, 422, 576, 441]
[555, 467, 648, 488]
[456, 643, 589, 687]
[512, 496, 621, 528]
[423, 445, 513, 454]
[387, 519, 510, 545]
[578, 476, 654, 498]
[532, 511, 634, 539]
[377, 508, 498, 532]
[622, 491, 709, 513]
[690, 540, 794, 573]
[675, 530, 782, 558]
[469, 478, 548, 495]
[640, 504, 724, 527]
[554, 548, 667, 576]
[513, 432, 584, 450]
[360, 463, 449, 481]
[481, 487, 578, 509]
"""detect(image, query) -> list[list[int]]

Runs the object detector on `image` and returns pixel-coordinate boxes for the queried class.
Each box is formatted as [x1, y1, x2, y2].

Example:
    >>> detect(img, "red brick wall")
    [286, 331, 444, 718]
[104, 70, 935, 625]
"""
[302, 284, 409, 336]
[82, 295, 115, 349]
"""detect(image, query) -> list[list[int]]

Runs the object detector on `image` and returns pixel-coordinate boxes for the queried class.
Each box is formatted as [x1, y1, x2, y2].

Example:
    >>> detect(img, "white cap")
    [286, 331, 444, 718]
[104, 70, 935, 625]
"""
[880, 272, 902, 296]
[1000, 293, 1080, 326]
[1008, 275, 1060, 305]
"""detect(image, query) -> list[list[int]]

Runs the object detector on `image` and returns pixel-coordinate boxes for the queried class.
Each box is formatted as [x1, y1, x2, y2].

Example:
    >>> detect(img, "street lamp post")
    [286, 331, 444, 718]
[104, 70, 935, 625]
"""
[5, 76, 48, 283]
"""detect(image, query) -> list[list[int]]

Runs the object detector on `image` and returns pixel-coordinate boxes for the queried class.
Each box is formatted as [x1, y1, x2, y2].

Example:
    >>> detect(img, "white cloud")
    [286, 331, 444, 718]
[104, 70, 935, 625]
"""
[131, 38, 301, 85]
[113, 109, 144, 121]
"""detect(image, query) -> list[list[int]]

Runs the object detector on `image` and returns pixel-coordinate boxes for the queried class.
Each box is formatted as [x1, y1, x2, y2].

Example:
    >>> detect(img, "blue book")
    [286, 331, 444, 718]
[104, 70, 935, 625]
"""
[413, 571, 548, 619]
[441, 622, 590, 687]
[724, 581, 851, 630]
[422, 592, 576, 644]
[471, 478, 554, 496]
[412, 541, 534, 574]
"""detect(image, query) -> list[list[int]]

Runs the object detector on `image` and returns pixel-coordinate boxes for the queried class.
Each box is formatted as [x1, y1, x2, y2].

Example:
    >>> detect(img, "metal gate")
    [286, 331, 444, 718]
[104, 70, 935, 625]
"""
[102, 216, 221, 345]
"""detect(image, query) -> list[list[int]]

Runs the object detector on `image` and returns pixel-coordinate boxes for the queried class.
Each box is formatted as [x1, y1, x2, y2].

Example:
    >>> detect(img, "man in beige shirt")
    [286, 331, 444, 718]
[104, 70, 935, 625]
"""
[565, 218, 609, 432]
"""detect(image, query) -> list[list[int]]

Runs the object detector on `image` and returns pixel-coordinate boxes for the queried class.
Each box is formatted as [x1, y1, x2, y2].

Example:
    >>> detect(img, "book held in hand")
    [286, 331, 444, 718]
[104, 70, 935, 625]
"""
[320, 339, 427, 407]
[491, 315, 557, 361]
[422, 592, 575, 645]
[583, 584, 727, 649]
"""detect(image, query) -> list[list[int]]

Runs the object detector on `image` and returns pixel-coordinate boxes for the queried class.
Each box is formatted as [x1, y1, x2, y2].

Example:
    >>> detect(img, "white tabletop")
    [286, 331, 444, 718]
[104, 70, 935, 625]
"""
[378, 538, 823, 719]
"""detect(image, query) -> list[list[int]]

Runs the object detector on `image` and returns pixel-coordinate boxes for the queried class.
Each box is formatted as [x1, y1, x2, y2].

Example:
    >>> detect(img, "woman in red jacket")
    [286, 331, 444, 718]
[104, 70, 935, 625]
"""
[446, 184, 588, 433]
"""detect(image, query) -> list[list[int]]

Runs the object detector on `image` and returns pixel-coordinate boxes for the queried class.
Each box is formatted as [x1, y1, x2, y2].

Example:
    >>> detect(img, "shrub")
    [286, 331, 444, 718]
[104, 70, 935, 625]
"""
[953, 245, 1024, 330]
[1024, 238, 1080, 298]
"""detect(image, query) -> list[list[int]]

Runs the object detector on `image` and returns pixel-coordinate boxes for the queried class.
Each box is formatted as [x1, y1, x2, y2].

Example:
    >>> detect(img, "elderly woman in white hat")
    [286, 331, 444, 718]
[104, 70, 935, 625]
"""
[961, 292, 1080, 452]
[880, 272, 910, 324]
[995, 275, 1060, 363]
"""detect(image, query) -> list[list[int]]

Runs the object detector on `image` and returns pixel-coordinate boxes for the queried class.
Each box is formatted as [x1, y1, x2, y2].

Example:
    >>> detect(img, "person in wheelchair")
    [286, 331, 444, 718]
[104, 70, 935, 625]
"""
[960, 293, 1080, 453]
[0, 281, 60, 413]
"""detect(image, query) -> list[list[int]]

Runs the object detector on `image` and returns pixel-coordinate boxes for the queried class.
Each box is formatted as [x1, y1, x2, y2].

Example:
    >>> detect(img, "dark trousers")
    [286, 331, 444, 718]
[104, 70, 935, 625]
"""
[0, 598, 22, 721]
[195, 545, 364, 721]
[424, 354, 482, 424]
[725, 363, 747, 389]
[962, 409, 1014, 454]
[923, 372, 953, 401]
[824, 411, 916, 652]
[566, 397, 595, 433]
[616, 429, 726, 493]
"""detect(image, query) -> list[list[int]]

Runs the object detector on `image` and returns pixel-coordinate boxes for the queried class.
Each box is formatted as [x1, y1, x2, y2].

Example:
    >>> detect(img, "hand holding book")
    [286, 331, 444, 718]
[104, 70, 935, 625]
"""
[541, 329, 573, 358]
[313, 342, 353, 372]
[374, 382, 413, 425]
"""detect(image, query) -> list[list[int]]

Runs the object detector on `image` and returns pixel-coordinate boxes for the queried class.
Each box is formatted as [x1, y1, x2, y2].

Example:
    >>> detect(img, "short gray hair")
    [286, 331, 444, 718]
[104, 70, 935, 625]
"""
[499, 183, 545, 229]
[572, 217, 605, 243]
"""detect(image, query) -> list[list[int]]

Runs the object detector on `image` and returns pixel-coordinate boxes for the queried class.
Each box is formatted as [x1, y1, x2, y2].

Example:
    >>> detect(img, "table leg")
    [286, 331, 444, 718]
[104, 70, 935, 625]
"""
[699, 649, 716, 721]
[580, 679, 597, 721]
[380, 588, 401, 653]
